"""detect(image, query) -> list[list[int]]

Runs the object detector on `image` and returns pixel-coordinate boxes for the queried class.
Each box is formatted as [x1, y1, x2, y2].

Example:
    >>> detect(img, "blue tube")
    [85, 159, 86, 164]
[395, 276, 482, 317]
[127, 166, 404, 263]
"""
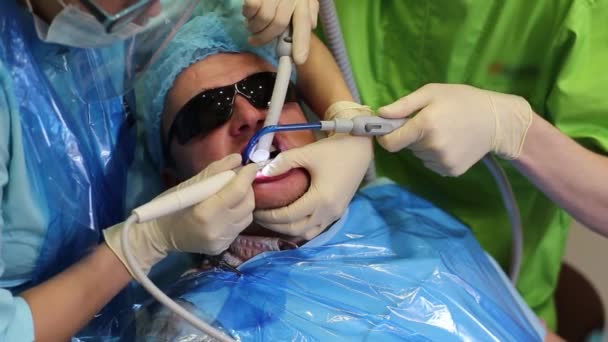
[242, 123, 322, 164]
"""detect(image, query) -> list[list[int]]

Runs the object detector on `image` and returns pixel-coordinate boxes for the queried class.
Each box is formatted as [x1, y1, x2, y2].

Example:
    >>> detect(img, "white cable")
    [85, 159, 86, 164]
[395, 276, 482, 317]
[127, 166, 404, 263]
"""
[318, 0, 360, 104]
[482, 156, 523, 283]
[122, 215, 236, 342]
[121, 162, 271, 339]
[120, 169, 253, 341]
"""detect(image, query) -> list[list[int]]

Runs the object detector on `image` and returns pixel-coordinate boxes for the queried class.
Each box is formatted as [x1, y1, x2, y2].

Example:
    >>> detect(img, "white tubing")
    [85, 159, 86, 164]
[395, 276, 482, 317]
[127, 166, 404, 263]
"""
[252, 56, 293, 162]
[122, 215, 236, 342]
[121, 167, 274, 341]
[482, 155, 523, 283]
[123, 162, 272, 338]
[318, 0, 361, 104]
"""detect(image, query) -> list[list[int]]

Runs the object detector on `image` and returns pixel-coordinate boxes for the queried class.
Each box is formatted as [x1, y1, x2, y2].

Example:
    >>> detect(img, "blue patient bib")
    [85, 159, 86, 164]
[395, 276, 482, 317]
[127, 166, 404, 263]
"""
[135, 182, 541, 341]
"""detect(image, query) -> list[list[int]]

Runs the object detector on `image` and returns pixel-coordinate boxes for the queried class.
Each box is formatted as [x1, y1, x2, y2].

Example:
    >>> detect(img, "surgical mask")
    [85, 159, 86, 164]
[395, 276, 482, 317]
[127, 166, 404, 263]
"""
[25, 0, 145, 48]
[22, 0, 199, 98]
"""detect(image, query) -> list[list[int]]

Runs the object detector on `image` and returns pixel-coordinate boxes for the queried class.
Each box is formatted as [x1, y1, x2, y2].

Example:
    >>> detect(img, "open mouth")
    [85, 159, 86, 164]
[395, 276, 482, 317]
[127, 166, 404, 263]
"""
[250, 141, 293, 183]
[242, 133, 311, 210]
[241, 137, 290, 184]
[239, 138, 287, 183]
[242, 138, 283, 165]
[267, 144, 280, 159]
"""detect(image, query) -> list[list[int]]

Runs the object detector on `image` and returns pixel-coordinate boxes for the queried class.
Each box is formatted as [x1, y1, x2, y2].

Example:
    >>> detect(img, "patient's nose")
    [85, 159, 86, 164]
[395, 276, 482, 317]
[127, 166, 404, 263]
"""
[229, 95, 266, 137]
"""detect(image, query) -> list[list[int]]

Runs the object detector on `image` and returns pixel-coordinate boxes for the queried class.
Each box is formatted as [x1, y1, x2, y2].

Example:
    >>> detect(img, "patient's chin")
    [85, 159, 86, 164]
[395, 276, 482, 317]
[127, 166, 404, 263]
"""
[253, 168, 310, 210]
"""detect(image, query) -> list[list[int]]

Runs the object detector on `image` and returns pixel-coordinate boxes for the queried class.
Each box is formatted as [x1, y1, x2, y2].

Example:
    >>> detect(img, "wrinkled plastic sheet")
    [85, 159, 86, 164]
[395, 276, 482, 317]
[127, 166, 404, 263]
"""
[1, 1, 136, 337]
[128, 183, 542, 341]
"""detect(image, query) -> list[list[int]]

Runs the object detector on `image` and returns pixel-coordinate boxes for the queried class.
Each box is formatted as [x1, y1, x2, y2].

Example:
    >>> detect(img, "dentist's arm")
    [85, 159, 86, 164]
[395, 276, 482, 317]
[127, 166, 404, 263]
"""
[512, 114, 608, 235]
[377, 84, 608, 236]
[20, 155, 257, 341]
[295, 35, 355, 112]
[20, 245, 132, 342]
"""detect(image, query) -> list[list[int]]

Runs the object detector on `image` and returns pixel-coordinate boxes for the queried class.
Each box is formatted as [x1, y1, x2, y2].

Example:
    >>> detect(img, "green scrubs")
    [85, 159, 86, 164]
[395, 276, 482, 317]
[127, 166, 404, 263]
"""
[324, 0, 608, 329]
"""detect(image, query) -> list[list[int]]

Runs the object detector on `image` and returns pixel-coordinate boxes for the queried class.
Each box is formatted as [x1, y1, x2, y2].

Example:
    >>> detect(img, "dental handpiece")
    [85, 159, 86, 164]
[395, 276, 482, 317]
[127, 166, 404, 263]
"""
[133, 171, 234, 222]
[133, 162, 269, 222]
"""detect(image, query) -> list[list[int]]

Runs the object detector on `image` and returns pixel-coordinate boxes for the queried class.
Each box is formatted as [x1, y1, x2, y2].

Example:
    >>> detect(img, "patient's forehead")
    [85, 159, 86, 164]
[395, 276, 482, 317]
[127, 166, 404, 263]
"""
[165, 53, 276, 120]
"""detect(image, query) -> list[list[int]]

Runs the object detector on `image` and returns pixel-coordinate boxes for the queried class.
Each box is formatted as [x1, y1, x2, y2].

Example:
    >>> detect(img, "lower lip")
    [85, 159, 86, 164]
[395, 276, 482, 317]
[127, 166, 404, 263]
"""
[254, 168, 296, 184]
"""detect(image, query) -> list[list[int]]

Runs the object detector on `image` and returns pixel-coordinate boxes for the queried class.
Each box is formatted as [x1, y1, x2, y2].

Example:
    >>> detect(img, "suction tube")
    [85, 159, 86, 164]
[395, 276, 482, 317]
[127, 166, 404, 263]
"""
[243, 123, 322, 164]
[318, 0, 522, 283]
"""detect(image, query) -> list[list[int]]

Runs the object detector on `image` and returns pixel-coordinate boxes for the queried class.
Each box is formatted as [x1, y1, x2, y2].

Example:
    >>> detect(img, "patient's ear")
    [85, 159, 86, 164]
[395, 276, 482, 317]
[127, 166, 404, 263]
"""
[162, 168, 179, 188]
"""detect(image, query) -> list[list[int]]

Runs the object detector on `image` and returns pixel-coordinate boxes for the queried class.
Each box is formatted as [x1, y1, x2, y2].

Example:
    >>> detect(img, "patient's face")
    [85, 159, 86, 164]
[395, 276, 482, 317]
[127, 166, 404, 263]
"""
[163, 53, 315, 210]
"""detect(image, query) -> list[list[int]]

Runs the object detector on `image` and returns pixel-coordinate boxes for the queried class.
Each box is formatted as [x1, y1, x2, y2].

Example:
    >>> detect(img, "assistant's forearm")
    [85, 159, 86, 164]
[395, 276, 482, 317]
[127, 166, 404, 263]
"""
[295, 35, 354, 117]
[512, 114, 608, 235]
[20, 243, 132, 342]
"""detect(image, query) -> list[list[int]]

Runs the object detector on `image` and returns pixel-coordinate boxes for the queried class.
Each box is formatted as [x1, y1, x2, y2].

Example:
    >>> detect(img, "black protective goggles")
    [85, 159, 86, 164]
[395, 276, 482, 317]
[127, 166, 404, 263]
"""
[165, 72, 297, 156]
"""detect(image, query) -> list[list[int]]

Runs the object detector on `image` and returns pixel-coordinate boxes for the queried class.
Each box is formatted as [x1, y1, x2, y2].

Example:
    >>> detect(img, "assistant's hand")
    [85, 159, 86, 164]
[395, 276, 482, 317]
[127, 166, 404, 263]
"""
[243, 0, 319, 65]
[254, 101, 373, 240]
[104, 154, 257, 275]
[377, 83, 533, 176]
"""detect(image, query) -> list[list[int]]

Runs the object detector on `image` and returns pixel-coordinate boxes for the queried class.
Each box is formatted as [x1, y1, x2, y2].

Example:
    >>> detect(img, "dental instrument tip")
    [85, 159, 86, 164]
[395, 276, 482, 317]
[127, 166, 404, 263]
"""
[250, 149, 270, 163]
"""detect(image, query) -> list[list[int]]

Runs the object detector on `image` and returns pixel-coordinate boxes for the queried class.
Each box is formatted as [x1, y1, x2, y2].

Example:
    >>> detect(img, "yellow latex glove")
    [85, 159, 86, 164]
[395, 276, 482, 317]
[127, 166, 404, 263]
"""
[243, 0, 319, 64]
[104, 154, 257, 275]
[254, 101, 373, 240]
[377, 84, 533, 176]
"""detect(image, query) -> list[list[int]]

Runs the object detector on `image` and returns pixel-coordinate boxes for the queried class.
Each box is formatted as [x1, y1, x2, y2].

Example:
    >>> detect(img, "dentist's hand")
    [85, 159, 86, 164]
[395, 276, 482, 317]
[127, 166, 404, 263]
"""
[254, 101, 373, 239]
[243, 0, 319, 65]
[377, 84, 533, 176]
[104, 154, 257, 276]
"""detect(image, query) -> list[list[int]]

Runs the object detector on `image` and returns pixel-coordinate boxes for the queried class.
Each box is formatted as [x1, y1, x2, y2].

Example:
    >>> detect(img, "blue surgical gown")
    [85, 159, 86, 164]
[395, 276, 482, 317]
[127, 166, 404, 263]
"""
[0, 3, 208, 338]
[0, 3, 133, 338]
[135, 180, 545, 341]
[0, 48, 46, 342]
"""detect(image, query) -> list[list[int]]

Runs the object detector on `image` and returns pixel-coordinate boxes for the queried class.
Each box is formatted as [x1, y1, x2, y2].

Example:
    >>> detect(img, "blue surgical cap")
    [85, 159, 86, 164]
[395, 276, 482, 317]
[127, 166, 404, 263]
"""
[137, 10, 279, 168]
